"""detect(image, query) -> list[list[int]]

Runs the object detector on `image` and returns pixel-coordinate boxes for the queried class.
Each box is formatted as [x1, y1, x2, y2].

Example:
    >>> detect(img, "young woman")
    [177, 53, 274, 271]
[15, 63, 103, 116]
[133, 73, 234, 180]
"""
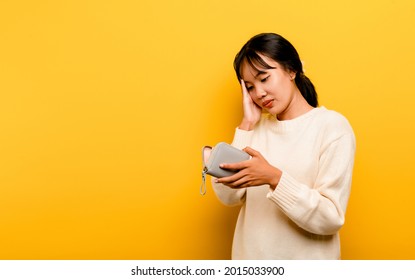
[212, 33, 356, 259]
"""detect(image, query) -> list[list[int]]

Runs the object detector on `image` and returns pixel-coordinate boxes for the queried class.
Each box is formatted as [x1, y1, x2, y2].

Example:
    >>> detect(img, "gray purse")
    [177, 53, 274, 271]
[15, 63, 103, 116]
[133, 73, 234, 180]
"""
[200, 142, 250, 195]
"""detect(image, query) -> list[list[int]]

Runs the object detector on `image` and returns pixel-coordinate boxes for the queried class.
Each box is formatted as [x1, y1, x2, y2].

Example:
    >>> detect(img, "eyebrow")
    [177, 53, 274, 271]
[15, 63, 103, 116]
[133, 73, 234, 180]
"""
[254, 70, 267, 77]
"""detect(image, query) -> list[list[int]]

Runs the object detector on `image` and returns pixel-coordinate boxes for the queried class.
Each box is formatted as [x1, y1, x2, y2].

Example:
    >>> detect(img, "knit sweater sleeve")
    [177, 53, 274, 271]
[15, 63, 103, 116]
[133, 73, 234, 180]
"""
[211, 128, 253, 206]
[267, 131, 356, 235]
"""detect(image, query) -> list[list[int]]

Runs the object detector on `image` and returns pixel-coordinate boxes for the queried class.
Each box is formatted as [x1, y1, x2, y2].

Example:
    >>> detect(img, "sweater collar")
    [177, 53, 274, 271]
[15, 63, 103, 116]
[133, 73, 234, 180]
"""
[267, 106, 325, 132]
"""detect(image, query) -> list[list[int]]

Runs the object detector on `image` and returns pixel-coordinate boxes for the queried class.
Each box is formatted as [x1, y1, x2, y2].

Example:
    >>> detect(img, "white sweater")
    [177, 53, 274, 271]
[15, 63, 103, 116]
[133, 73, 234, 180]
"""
[212, 107, 356, 259]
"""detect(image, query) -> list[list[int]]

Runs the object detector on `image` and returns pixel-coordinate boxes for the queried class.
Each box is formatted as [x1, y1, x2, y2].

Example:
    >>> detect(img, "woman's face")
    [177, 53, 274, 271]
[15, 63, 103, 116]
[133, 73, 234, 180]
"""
[240, 54, 299, 119]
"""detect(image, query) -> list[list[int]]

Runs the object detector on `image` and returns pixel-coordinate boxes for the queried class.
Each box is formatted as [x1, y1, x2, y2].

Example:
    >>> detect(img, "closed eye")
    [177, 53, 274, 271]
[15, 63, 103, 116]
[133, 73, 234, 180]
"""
[261, 76, 270, 83]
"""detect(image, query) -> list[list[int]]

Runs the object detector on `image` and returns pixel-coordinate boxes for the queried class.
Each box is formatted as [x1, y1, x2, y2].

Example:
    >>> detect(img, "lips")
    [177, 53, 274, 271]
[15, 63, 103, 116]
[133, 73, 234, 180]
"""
[262, 99, 273, 108]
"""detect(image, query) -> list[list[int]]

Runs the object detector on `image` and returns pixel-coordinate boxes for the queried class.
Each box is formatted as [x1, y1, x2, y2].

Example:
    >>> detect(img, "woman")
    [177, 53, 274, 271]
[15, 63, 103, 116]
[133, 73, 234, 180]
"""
[212, 33, 356, 259]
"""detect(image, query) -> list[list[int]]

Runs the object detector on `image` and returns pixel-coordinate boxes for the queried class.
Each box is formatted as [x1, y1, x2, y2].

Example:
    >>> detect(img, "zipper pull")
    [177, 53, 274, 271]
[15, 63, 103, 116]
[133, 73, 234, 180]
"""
[200, 168, 207, 195]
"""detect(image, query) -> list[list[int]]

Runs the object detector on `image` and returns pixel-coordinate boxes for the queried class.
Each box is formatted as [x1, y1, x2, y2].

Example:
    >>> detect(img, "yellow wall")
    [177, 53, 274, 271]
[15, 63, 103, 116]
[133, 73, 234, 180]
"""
[1, 0, 414, 259]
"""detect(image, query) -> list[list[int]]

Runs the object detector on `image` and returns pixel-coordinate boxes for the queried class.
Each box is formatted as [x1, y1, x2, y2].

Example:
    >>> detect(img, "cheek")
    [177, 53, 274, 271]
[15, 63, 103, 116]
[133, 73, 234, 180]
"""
[268, 78, 290, 97]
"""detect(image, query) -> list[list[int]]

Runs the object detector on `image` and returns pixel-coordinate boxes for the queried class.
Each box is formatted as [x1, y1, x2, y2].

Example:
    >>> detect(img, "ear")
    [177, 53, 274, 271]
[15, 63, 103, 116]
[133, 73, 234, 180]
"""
[289, 71, 296, 81]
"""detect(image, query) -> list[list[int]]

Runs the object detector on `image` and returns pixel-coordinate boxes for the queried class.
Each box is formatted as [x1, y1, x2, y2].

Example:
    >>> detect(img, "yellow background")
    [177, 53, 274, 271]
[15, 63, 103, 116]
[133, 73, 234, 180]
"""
[1, 0, 414, 259]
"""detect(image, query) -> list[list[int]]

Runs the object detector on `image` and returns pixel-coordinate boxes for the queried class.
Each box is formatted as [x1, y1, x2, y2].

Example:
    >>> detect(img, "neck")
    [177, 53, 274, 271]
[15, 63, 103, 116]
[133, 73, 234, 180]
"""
[277, 90, 313, 121]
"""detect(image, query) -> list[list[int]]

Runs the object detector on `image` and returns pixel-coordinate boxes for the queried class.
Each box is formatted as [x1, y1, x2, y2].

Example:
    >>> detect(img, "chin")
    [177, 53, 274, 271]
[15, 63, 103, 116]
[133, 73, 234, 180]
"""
[266, 107, 279, 116]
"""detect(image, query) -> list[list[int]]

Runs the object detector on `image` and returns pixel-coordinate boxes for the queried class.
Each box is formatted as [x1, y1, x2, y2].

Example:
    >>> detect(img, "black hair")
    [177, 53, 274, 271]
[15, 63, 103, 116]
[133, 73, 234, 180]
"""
[233, 33, 318, 107]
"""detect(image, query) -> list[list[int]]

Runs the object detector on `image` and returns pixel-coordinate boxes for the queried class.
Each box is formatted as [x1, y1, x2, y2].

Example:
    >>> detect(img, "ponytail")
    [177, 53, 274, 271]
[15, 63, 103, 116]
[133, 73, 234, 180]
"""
[295, 73, 318, 107]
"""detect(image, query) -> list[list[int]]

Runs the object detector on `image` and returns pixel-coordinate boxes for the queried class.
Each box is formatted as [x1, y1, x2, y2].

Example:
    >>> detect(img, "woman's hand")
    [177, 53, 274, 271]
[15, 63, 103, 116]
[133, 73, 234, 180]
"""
[215, 147, 282, 190]
[239, 79, 262, 131]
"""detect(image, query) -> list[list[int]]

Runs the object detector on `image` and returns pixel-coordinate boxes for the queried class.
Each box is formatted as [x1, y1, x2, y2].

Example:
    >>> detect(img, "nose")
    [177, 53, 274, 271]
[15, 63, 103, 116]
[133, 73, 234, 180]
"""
[254, 86, 267, 99]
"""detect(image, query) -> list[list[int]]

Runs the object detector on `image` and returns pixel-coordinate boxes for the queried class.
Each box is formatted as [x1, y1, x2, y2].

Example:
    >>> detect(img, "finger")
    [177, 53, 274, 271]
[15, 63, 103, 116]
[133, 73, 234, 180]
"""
[226, 175, 252, 189]
[220, 161, 247, 170]
[216, 171, 244, 185]
[240, 79, 249, 95]
[243, 146, 261, 157]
